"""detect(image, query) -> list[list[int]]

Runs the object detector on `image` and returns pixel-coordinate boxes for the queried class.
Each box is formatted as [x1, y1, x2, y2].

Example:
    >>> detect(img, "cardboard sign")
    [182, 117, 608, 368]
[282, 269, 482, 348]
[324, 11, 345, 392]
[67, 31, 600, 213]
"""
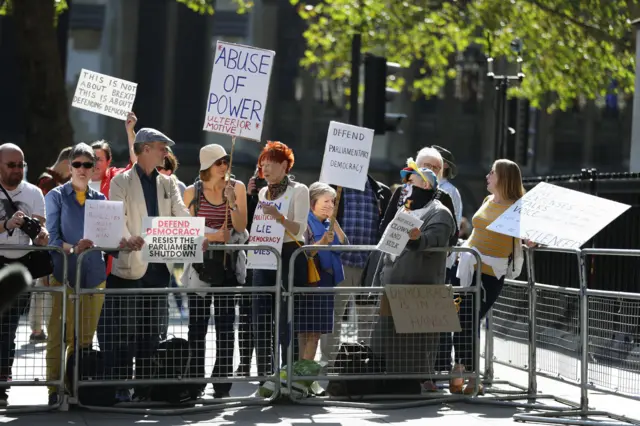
[72, 69, 137, 120]
[376, 211, 424, 256]
[203, 41, 275, 141]
[487, 182, 631, 248]
[383, 285, 462, 333]
[319, 121, 374, 191]
[83, 200, 124, 248]
[246, 187, 293, 270]
[142, 217, 205, 263]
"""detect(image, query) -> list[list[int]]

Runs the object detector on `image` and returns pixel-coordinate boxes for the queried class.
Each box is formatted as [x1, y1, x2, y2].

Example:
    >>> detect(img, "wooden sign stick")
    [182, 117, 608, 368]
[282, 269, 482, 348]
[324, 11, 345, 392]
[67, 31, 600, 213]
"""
[328, 186, 343, 234]
[222, 136, 237, 265]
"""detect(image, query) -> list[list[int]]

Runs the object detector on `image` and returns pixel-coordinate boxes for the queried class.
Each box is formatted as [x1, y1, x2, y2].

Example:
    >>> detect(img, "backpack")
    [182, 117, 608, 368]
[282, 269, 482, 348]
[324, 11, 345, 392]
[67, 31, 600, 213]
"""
[66, 349, 117, 407]
[148, 337, 201, 404]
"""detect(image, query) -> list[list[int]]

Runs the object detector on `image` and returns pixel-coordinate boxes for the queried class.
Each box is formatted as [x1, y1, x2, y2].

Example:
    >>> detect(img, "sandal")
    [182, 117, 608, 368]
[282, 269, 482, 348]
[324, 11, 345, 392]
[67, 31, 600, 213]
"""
[449, 363, 465, 394]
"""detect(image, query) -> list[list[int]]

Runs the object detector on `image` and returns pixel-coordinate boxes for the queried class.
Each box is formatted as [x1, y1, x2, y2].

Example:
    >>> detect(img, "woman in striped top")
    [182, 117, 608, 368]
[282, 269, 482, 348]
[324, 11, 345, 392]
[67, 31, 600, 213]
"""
[448, 159, 527, 395]
[182, 143, 248, 398]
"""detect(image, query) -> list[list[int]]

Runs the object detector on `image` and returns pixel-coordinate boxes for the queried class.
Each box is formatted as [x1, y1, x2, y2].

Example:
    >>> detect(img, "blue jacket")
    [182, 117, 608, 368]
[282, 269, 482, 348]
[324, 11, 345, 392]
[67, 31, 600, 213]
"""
[45, 182, 107, 288]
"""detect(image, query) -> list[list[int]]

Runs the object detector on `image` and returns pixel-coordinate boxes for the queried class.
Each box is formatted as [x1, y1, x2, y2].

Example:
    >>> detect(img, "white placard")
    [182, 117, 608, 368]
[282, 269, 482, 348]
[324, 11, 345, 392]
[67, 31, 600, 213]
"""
[376, 211, 424, 256]
[319, 121, 374, 191]
[203, 41, 275, 141]
[142, 217, 206, 263]
[246, 187, 293, 270]
[83, 200, 124, 248]
[487, 182, 631, 248]
[71, 69, 138, 120]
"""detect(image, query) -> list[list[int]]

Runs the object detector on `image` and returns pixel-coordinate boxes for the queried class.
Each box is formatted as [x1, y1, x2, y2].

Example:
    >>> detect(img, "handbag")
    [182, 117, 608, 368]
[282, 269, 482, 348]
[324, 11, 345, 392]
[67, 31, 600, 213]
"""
[0, 184, 53, 279]
[286, 229, 320, 285]
[192, 246, 236, 287]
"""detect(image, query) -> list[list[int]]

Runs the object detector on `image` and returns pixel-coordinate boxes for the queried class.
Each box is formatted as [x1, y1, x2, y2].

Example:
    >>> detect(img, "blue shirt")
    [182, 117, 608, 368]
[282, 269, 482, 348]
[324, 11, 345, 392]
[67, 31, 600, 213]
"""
[340, 181, 380, 269]
[134, 164, 169, 287]
[45, 182, 107, 289]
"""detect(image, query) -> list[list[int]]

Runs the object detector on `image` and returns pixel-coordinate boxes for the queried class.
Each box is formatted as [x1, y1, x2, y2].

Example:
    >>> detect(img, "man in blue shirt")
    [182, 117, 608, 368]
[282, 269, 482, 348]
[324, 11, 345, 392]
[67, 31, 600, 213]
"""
[102, 128, 195, 402]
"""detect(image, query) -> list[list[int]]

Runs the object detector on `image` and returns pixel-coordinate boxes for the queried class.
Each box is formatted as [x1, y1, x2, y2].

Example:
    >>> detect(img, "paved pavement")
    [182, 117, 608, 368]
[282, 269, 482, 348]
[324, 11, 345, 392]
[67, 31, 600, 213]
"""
[2, 311, 640, 425]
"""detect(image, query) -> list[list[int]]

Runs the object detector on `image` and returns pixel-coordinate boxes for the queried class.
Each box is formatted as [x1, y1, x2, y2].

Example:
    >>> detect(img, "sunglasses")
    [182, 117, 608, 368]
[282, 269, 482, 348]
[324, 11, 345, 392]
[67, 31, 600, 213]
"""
[4, 161, 26, 169]
[71, 161, 94, 169]
[214, 158, 229, 167]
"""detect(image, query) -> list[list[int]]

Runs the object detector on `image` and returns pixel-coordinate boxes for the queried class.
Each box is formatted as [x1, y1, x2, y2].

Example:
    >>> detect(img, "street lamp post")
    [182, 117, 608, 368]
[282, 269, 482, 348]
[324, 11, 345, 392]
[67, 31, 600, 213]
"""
[487, 46, 525, 162]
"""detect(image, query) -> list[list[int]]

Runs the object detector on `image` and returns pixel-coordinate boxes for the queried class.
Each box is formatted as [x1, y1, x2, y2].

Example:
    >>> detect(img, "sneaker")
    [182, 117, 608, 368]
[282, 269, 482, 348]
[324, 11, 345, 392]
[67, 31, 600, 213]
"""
[30, 332, 47, 344]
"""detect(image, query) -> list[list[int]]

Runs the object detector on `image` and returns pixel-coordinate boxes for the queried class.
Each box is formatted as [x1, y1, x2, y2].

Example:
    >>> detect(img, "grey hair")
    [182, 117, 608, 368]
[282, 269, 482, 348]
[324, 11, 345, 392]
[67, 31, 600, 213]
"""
[309, 182, 337, 207]
[68, 142, 97, 162]
[415, 146, 444, 178]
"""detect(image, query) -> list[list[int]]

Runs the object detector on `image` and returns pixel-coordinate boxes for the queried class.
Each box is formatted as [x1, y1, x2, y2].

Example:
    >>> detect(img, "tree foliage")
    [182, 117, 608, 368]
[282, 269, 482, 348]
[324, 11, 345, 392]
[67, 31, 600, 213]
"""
[287, 0, 638, 111]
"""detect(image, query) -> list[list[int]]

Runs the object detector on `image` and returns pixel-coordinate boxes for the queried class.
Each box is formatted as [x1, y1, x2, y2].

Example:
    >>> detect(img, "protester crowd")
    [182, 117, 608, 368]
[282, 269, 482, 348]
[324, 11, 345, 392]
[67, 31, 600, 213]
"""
[0, 113, 530, 406]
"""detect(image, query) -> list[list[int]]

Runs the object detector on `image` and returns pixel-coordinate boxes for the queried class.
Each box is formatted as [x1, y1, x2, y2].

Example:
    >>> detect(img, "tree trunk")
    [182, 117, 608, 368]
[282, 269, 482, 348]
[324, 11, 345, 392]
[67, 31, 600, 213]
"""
[12, 0, 74, 184]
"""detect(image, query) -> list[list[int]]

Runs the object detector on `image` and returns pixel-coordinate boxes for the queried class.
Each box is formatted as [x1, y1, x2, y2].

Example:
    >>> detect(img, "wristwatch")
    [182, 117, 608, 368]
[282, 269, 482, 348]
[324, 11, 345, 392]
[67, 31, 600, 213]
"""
[69, 246, 76, 255]
[229, 204, 238, 212]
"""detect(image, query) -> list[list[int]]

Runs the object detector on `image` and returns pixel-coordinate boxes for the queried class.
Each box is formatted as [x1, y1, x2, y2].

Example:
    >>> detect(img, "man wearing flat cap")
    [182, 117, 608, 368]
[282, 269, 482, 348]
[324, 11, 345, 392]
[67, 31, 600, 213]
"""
[431, 145, 462, 230]
[102, 127, 197, 402]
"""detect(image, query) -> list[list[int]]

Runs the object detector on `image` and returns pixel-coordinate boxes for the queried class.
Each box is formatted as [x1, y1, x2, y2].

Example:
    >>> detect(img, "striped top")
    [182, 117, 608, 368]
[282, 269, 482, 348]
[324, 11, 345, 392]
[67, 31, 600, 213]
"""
[466, 196, 514, 276]
[197, 181, 235, 230]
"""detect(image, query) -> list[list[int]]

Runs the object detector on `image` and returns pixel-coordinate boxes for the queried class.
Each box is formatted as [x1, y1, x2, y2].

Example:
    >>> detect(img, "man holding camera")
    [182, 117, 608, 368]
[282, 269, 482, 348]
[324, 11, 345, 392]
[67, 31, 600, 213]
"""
[0, 143, 49, 406]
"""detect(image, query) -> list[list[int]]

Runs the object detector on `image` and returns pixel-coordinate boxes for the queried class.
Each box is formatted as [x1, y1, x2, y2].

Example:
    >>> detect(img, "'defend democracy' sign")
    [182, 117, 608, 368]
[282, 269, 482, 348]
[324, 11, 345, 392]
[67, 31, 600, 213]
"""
[203, 41, 275, 141]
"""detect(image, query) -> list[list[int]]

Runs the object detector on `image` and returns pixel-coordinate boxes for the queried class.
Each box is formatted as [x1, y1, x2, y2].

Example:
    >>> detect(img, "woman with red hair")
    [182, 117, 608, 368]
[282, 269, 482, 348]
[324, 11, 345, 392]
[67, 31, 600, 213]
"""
[252, 141, 309, 382]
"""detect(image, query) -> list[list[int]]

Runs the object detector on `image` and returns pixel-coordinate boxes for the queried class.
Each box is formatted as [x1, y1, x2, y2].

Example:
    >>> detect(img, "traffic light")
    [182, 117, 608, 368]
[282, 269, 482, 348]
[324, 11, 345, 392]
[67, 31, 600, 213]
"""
[363, 55, 407, 135]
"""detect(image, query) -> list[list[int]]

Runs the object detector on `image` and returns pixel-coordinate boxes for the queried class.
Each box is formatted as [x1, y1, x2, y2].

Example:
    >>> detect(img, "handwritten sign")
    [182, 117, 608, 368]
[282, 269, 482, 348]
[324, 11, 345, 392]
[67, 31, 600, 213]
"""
[71, 69, 137, 120]
[487, 182, 631, 248]
[376, 211, 424, 256]
[383, 285, 462, 333]
[203, 41, 275, 141]
[142, 217, 205, 263]
[83, 200, 124, 248]
[319, 121, 374, 191]
[246, 187, 293, 270]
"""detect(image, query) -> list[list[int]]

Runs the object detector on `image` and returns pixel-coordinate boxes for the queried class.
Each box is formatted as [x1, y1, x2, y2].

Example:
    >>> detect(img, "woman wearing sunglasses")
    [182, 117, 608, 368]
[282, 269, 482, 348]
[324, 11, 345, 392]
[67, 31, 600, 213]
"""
[44, 143, 120, 405]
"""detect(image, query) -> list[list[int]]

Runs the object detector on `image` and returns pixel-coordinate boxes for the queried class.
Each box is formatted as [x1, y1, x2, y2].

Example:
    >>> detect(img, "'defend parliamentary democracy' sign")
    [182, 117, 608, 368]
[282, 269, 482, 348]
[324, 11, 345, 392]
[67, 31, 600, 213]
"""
[142, 217, 205, 263]
[203, 41, 275, 141]
[72, 69, 138, 120]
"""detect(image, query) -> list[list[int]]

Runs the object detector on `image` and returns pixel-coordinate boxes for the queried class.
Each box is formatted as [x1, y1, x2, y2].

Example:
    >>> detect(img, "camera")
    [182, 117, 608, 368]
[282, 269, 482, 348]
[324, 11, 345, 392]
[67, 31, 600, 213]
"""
[20, 216, 42, 240]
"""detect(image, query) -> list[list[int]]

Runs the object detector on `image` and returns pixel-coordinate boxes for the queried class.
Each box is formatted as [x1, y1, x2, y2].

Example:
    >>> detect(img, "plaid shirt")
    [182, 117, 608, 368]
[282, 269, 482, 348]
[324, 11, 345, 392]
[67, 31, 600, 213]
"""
[341, 180, 380, 269]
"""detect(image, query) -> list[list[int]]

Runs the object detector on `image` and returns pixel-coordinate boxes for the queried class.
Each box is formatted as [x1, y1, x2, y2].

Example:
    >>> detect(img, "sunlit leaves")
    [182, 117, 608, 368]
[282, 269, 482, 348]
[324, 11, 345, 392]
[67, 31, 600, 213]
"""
[292, 0, 639, 111]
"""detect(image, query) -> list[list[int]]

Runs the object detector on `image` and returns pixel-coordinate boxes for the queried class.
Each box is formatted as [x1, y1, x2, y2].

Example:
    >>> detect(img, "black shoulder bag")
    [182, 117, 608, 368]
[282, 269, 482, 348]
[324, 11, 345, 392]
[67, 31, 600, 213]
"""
[189, 180, 236, 287]
[0, 184, 53, 279]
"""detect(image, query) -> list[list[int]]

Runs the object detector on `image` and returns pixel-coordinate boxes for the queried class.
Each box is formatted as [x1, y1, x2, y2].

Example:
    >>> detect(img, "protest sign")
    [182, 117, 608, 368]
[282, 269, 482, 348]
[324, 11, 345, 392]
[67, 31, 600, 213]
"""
[83, 200, 124, 248]
[382, 285, 462, 334]
[376, 211, 424, 256]
[142, 217, 205, 263]
[487, 182, 631, 248]
[203, 41, 275, 141]
[72, 69, 137, 120]
[246, 188, 293, 270]
[319, 121, 374, 191]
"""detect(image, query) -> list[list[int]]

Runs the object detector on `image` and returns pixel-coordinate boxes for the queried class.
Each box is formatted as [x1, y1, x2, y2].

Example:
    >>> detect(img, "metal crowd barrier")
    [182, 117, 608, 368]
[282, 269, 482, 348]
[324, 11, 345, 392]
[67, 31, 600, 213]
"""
[0, 245, 68, 414]
[484, 246, 640, 426]
[285, 245, 482, 409]
[71, 244, 282, 415]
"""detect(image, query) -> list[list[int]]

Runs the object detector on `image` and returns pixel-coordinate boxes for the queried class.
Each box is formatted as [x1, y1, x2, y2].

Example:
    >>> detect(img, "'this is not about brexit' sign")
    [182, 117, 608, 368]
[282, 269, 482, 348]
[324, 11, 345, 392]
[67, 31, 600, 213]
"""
[203, 41, 275, 141]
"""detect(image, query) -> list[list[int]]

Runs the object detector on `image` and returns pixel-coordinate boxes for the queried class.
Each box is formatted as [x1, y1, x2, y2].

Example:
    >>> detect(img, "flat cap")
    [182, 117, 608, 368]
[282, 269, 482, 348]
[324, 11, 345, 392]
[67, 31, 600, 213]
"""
[134, 127, 175, 146]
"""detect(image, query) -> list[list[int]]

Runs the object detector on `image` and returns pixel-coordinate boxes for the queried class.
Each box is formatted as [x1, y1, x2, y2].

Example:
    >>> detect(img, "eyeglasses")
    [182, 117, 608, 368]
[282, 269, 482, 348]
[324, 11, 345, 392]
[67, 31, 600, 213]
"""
[214, 158, 229, 167]
[4, 161, 26, 169]
[71, 161, 94, 169]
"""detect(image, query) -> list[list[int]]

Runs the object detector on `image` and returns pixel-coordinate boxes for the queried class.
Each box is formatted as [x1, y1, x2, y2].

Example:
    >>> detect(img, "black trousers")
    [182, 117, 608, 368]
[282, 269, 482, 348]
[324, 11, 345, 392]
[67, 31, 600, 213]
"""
[187, 281, 236, 394]
[0, 292, 30, 398]
[101, 266, 170, 393]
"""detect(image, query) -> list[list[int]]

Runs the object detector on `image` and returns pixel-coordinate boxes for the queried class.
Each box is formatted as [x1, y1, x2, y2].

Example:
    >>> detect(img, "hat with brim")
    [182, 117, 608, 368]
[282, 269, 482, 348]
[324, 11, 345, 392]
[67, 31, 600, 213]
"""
[431, 145, 457, 178]
[400, 166, 438, 189]
[134, 127, 175, 147]
[200, 144, 230, 171]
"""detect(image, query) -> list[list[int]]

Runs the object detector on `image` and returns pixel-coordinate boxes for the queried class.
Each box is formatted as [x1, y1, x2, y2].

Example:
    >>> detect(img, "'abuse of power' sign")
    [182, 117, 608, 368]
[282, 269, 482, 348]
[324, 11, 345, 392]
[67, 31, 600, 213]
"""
[72, 69, 138, 120]
[319, 121, 374, 191]
[142, 217, 206, 263]
[203, 41, 275, 141]
[487, 182, 631, 248]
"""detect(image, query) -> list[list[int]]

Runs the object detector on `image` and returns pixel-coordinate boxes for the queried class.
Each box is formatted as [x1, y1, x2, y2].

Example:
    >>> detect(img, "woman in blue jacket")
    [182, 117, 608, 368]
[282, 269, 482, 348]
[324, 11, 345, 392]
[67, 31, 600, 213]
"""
[44, 143, 112, 405]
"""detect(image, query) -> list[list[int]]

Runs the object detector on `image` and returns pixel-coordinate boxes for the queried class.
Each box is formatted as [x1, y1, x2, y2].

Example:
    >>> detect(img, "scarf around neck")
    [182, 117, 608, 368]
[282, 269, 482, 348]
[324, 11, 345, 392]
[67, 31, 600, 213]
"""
[267, 176, 289, 200]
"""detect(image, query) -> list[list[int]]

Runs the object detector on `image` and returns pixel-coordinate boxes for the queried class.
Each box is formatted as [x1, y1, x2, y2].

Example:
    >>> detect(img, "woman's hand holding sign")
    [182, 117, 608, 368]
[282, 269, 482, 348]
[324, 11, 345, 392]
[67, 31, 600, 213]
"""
[261, 203, 280, 220]
[408, 228, 421, 240]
